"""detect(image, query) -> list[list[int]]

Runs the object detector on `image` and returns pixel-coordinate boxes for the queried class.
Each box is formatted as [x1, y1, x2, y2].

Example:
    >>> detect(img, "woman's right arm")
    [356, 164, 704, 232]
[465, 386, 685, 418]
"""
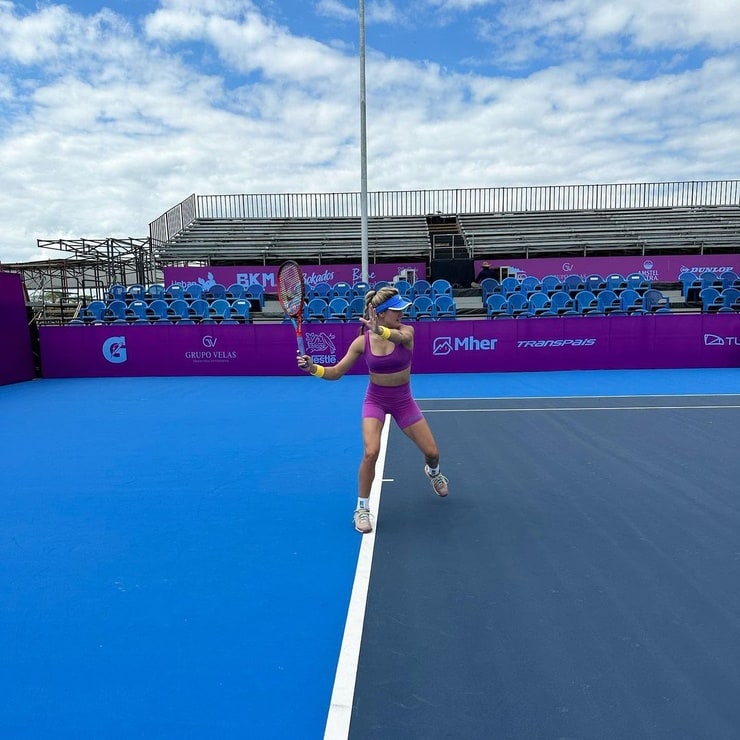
[297, 334, 365, 380]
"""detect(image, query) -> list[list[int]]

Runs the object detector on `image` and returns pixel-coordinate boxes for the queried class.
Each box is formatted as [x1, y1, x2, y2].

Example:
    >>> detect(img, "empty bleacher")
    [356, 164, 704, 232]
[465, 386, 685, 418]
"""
[156, 216, 431, 263]
[459, 206, 740, 258]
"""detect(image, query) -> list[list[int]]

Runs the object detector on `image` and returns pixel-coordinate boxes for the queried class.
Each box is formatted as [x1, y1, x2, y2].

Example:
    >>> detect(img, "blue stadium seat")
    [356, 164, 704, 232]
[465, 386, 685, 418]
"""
[605, 273, 627, 292]
[500, 276, 520, 295]
[148, 299, 170, 322]
[108, 284, 126, 302]
[549, 291, 574, 315]
[82, 300, 106, 324]
[507, 293, 529, 316]
[184, 283, 202, 299]
[328, 298, 350, 321]
[410, 295, 435, 320]
[331, 282, 352, 300]
[306, 298, 329, 322]
[700, 272, 720, 290]
[231, 299, 251, 323]
[310, 282, 332, 300]
[205, 283, 227, 300]
[127, 284, 146, 302]
[519, 276, 540, 296]
[540, 275, 562, 295]
[126, 299, 149, 321]
[145, 284, 166, 301]
[562, 274, 584, 294]
[168, 299, 190, 321]
[480, 278, 499, 302]
[105, 300, 128, 322]
[720, 271, 740, 290]
[625, 273, 649, 292]
[485, 294, 508, 318]
[349, 297, 366, 319]
[434, 295, 457, 319]
[352, 281, 371, 299]
[584, 274, 605, 292]
[165, 284, 185, 301]
[528, 292, 550, 315]
[619, 289, 643, 312]
[596, 289, 620, 313]
[210, 299, 232, 320]
[189, 298, 210, 321]
[699, 287, 722, 313]
[410, 279, 432, 298]
[246, 284, 265, 309]
[394, 280, 412, 297]
[678, 271, 699, 298]
[227, 283, 246, 299]
[642, 289, 671, 313]
[721, 287, 740, 309]
[575, 290, 598, 314]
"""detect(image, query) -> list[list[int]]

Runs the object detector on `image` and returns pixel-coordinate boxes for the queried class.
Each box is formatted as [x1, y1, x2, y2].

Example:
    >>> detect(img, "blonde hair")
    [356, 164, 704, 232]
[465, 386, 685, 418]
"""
[360, 286, 399, 333]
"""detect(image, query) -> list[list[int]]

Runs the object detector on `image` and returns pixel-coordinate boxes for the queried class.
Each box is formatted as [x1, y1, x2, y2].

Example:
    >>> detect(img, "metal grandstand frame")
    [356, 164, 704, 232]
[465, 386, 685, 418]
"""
[7, 237, 158, 325]
[150, 180, 740, 247]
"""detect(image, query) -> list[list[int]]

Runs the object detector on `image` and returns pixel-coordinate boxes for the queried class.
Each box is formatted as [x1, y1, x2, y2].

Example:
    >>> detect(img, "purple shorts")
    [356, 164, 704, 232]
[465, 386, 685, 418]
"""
[362, 382, 424, 430]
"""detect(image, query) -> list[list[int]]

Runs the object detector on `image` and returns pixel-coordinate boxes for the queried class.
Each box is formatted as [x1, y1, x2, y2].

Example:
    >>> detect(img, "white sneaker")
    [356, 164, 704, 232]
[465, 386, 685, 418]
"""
[353, 508, 373, 533]
[424, 465, 449, 497]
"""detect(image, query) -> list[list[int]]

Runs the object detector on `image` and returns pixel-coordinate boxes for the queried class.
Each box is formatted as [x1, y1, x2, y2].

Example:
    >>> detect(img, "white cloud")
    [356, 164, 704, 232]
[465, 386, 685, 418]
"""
[315, 0, 356, 23]
[1, 0, 740, 263]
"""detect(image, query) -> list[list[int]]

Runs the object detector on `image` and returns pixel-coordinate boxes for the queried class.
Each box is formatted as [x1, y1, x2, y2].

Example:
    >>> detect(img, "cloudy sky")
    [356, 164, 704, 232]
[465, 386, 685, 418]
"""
[1, 0, 740, 263]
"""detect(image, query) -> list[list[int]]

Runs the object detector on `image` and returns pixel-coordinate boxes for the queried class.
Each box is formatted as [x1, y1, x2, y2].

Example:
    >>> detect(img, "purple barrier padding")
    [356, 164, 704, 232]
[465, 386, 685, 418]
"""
[476, 254, 739, 283]
[163, 262, 427, 291]
[39, 314, 740, 378]
[0, 272, 35, 385]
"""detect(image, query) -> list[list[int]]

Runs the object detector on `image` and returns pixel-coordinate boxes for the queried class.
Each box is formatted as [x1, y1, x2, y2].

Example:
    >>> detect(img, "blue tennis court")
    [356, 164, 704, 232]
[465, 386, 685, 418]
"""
[2, 369, 740, 738]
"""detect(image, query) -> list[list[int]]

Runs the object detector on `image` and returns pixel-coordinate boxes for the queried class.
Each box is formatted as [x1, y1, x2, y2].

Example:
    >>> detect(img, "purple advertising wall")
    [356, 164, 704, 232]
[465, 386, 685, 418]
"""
[39, 314, 740, 378]
[164, 262, 427, 290]
[0, 272, 35, 385]
[476, 254, 739, 283]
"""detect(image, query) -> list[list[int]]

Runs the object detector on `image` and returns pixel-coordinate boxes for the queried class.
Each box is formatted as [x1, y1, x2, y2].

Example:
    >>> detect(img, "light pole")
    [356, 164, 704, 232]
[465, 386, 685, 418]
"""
[359, 0, 369, 283]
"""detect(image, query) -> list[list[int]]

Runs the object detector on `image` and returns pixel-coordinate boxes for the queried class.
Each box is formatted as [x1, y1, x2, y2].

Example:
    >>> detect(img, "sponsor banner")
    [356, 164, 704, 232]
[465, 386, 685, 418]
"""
[476, 255, 738, 283]
[0, 272, 35, 385]
[40, 314, 740, 378]
[163, 263, 426, 291]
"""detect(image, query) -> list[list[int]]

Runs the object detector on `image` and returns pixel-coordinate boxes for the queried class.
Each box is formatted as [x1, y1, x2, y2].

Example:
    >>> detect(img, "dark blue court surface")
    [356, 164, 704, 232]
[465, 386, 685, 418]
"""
[349, 388, 740, 740]
[2, 370, 740, 739]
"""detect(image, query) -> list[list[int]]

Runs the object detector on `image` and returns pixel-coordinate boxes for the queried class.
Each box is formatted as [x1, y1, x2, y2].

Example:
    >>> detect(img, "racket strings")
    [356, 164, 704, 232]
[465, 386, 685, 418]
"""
[278, 263, 304, 317]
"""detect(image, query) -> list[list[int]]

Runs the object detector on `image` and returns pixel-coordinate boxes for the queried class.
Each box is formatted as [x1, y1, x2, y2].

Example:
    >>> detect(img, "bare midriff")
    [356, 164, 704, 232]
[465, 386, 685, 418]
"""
[368, 368, 412, 387]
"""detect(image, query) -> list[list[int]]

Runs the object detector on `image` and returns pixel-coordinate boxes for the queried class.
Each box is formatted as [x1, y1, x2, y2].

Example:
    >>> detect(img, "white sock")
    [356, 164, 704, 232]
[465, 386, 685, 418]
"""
[357, 497, 370, 510]
[427, 465, 440, 476]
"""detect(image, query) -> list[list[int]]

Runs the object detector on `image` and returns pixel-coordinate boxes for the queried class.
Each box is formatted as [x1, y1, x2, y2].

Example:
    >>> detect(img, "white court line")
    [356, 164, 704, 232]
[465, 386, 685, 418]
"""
[416, 393, 740, 401]
[422, 404, 740, 413]
[323, 415, 390, 740]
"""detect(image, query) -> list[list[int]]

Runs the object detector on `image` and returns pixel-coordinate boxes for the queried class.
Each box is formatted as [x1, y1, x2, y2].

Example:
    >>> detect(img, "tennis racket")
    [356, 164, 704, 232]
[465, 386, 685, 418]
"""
[277, 260, 306, 355]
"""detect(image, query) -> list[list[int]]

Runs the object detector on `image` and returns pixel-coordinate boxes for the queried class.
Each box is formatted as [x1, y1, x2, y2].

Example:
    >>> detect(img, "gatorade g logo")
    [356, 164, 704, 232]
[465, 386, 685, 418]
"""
[103, 336, 127, 364]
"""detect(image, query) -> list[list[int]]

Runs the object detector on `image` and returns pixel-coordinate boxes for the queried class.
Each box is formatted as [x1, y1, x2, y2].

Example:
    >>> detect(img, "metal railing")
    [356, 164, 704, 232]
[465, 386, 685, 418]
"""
[149, 180, 740, 245]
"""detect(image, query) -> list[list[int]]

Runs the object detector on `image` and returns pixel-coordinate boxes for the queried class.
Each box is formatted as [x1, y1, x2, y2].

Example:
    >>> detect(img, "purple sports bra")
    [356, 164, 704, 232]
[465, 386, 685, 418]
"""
[364, 331, 413, 374]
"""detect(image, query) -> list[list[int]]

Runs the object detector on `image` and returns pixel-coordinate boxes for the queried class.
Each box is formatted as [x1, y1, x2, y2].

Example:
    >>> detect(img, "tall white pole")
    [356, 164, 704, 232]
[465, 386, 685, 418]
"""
[359, 0, 369, 283]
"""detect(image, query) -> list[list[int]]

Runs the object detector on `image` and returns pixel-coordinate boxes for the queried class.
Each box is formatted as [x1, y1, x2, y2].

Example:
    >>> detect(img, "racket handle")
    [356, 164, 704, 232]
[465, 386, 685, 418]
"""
[297, 335, 306, 355]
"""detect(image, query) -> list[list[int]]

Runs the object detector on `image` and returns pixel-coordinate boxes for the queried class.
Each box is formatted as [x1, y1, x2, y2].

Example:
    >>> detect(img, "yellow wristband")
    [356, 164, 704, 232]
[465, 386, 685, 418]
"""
[310, 364, 325, 378]
[378, 325, 392, 340]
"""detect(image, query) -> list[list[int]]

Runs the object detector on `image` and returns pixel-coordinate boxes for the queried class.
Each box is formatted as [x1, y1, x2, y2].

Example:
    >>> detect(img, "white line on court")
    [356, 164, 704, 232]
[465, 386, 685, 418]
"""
[422, 404, 740, 412]
[323, 415, 391, 740]
[415, 393, 740, 402]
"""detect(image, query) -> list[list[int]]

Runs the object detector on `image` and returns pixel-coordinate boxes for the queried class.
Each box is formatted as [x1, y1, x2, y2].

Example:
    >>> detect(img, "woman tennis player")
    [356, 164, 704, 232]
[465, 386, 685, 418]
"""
[297, 285, 449, 533]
